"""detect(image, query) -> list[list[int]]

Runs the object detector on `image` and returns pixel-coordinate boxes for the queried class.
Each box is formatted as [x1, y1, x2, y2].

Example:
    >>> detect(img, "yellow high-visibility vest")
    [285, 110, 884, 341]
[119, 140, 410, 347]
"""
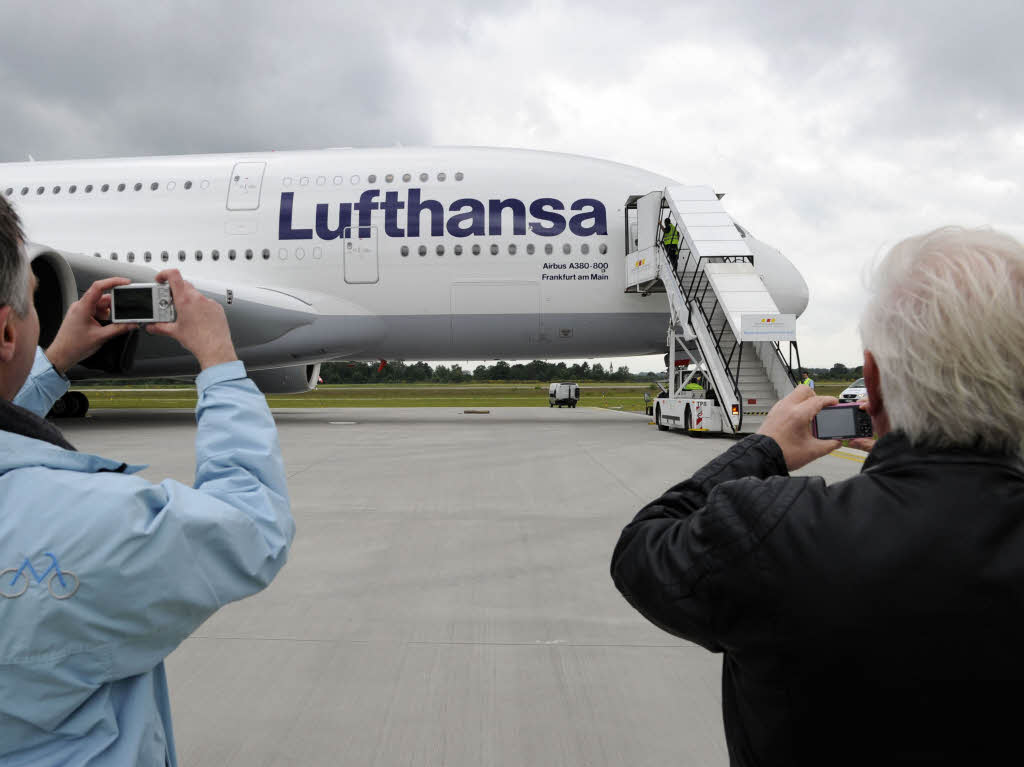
[662, 224, 680, 246]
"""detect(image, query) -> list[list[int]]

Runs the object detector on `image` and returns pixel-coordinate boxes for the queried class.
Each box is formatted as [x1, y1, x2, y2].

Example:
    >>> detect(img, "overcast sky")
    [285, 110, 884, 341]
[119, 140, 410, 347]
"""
[1, 0, 1021, 371]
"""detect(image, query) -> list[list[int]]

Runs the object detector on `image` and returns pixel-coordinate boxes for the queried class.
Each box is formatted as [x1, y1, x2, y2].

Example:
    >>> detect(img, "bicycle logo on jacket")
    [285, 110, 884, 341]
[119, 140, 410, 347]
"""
[1, 552, 79, 599]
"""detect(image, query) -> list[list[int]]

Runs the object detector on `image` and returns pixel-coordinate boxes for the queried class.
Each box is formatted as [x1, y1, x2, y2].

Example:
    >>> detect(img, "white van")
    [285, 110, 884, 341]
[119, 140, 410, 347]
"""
[548, 382, 580, 408]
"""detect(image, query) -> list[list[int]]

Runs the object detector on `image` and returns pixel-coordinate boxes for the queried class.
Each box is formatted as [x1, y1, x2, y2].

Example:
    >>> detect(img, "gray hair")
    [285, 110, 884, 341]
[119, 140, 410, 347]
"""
[0, 194, 29, 317]
[860, 226, 1024, 454]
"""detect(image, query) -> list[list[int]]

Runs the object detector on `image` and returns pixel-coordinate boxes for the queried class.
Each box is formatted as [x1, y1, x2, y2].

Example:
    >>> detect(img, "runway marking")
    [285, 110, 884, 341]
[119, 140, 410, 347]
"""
[830, 448, 867, 464]
[328, 421, 358, 425]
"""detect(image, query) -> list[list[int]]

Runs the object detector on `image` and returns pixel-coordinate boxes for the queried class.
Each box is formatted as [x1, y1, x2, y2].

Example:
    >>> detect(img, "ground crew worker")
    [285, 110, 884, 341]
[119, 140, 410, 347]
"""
[801, 370, 815, 389]
[661, 216, 680, 271]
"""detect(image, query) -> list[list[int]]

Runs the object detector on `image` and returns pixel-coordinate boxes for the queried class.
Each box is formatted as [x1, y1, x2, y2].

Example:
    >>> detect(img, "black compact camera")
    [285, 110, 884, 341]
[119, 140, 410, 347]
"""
[110, 283, 176, 324]
[812, 403, 873, 440]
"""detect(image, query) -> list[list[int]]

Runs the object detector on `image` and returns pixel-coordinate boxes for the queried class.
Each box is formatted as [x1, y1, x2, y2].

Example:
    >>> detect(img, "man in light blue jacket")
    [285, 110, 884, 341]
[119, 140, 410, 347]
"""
[0, 196, 295, 766]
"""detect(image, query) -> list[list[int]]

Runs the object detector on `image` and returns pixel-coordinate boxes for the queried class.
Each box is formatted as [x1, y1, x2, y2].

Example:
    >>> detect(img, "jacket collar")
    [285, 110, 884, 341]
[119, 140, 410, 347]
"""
[0, 397, 75, 450]
[0, 400, 145, 476]
[863, 430, 1024, 476]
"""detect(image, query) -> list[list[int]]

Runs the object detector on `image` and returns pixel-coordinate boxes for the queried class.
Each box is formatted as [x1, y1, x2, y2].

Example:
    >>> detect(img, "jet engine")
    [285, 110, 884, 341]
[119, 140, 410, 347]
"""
[25, 244, 79, 348]
[248, 363, 322, 394]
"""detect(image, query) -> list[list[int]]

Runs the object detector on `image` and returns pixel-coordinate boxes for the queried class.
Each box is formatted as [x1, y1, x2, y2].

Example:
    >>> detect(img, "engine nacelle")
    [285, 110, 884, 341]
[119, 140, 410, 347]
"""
[248, 363, 322, 394]
[25, 244, 78, 348]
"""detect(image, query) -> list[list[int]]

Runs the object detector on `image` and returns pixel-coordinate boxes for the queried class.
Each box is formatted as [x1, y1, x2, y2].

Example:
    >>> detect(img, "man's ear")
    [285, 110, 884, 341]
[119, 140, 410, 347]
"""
[863, 351, 891, 438]
[0, 305, 15, 363]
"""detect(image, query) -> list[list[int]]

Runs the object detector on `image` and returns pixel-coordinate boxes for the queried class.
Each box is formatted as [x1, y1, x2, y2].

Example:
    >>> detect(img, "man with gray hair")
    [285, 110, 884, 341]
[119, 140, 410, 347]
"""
[0, 194, 295, 765]
[612, 227, 1024, 765]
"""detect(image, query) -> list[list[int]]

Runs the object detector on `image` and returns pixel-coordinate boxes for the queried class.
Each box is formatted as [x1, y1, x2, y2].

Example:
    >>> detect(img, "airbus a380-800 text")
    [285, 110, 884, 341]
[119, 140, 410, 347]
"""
[0, 147, 808, 413]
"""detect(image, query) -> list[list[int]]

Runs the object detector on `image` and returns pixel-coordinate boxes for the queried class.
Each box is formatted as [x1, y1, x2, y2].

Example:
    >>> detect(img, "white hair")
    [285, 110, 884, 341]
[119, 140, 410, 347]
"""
[860, 226, 1024, 454]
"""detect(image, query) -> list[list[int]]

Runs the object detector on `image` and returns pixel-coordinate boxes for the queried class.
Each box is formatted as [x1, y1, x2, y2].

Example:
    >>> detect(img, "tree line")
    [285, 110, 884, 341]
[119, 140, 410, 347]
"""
[318, 360, 659, 384]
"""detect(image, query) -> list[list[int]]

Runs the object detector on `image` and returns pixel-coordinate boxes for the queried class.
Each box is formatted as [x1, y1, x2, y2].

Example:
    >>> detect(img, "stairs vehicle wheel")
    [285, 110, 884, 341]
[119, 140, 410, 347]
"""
[656, 406, 669, 431]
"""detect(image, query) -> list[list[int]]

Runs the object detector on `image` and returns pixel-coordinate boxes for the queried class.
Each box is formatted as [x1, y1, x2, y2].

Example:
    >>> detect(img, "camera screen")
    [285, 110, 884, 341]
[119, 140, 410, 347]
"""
[114, 287, 155, 320]
[815, 407, 855, 439]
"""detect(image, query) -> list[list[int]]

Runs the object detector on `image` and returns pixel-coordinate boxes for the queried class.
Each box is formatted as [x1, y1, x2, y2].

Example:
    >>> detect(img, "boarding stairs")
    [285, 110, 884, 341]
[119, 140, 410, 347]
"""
[625, 186, 800, 433]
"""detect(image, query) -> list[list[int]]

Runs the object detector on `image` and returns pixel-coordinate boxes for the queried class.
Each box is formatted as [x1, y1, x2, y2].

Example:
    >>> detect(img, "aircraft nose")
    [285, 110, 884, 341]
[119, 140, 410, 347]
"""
[745, 233, 810, 318]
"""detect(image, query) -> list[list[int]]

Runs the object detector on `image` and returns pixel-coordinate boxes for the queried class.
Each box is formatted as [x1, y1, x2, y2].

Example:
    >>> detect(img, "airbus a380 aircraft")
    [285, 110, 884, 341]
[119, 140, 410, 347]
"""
[0, 147, 808, 412]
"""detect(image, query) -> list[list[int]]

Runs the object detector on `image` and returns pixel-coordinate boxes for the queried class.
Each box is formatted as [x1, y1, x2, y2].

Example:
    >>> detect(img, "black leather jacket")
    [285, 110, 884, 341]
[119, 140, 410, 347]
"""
[611, 432, 1024, 766]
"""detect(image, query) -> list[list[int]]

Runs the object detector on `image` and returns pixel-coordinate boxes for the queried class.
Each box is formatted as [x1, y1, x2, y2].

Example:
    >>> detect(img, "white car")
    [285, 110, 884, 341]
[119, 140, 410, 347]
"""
[839, 378, 867, 403]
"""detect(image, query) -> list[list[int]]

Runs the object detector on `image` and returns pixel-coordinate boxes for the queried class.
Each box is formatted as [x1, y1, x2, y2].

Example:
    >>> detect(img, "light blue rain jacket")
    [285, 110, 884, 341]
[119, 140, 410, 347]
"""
[0, 349, 295, 766]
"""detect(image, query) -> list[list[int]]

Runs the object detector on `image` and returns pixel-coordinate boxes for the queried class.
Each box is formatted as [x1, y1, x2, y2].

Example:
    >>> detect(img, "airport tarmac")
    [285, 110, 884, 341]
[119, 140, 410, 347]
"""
[61, 407, 863, 767]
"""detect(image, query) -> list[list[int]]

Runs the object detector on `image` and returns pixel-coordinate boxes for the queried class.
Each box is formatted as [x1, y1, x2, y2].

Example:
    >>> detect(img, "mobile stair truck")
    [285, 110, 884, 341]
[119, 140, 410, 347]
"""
[624, 186, 803, 435]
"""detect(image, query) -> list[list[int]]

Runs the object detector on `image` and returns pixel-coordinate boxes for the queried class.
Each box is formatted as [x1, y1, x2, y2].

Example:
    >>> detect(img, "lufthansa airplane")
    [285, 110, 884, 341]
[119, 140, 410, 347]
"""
[0, 147, 808, 412]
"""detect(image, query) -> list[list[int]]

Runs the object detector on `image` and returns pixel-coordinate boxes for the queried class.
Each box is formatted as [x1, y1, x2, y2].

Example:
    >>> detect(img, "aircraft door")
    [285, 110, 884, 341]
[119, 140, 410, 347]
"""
[342, 226, 379, 284]
[227, 162, 266, 210]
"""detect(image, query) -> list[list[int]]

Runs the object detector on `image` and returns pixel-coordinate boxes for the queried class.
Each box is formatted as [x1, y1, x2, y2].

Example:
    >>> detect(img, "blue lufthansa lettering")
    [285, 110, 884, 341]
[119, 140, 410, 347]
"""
[278, 190, 604, 240]
[488, 198, 527, 236]
[407, 188, 444, 237]
[315, 202, 352, 240]
[568, 198, 607, 236]
[528, 198, 566, 236]
[446, 198, 486, 237]
[279, 192, 312, 240]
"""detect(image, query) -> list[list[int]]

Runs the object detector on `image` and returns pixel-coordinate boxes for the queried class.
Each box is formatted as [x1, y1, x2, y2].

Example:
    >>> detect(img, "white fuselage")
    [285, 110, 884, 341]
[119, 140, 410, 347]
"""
[1, 147, 807, 372]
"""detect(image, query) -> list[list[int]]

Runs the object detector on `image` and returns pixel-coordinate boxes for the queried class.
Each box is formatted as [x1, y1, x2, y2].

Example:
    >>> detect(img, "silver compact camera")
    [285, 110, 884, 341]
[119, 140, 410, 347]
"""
[110, 283, 177, 324]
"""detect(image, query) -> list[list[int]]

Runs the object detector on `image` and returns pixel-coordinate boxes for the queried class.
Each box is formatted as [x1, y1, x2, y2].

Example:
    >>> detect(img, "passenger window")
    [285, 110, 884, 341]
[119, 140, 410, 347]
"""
[279, 248, 288, 260]
[117, 183, 126, 192]
[228, 249, 237, 261]
[110, 253, 118, 261]
[472, 244, 480, 255]
[436, 245, 444, 256]
[455, 172, 464, 181]
[184, 181, 193, 190]
[195, 250, 203, 261]
[151, 182, 159, 191]
[178, 250, 186, 262]
[69, 185, 77, 194]
[212, 250, 220, 261]
[545, 244, 553, 255]
[563, 244, 572, 254]
[454, 244, 462, 256]
[508, 244, 517, 255]
[599, 244, 608, 254]
[144, 252, 152, 263]
[527, 244, 535, 255]
[134, 183, 142, 191]
[490, 244, 499, 255]
[313, 246, 323, 259]
[418, 245, 427, 256]
[262, 249, 271, 260]
[368, 175, 377, 183]
[245, 249, 254, 260]
[295, 247, 305, 260]
[401, 245, 409, 257]
[581, 244, 590, 255]
[160, 251, 169, 262]
[419, 173, 428, 182]
[127, 252, 135, 263]
[52, 186, 60, 194]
